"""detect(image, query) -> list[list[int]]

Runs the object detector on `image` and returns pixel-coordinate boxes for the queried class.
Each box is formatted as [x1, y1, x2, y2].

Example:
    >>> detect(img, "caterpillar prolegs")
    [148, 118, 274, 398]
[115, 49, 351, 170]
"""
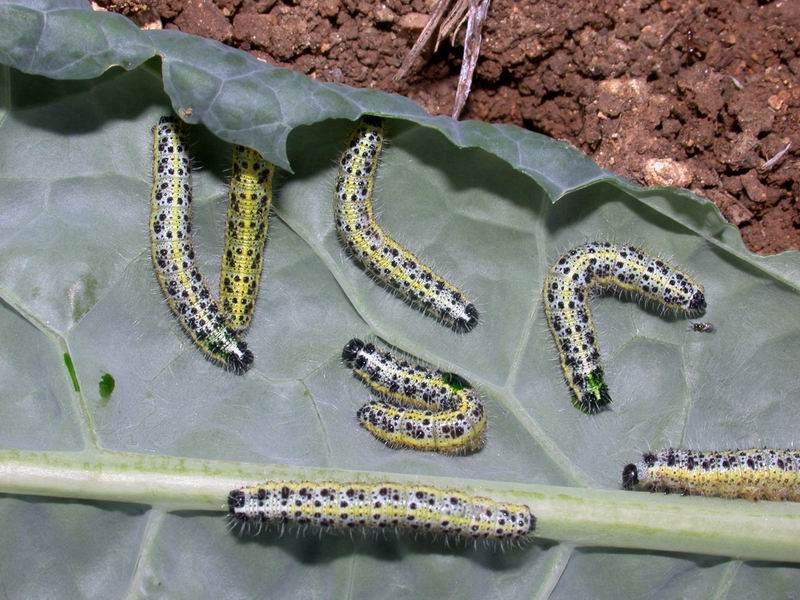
[229, 481, 534, 540]
[623, 448, 800, 501]
[342, 339, 486, 454]
[543, 242, 706, 414]
[219, 145, 275, 332]
[149, 117, 252, 373]
[334, 117, 479, 333]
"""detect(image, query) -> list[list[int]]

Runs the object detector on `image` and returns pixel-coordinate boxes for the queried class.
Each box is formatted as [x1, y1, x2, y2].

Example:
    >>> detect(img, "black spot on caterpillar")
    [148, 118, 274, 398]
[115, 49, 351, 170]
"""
[543, 242, 705, 414]
[228, 481, 534, 540]
[342, 338, 486, 454]
[334, 116, 479, 333]
[149, 117, 252, 374]
[219, 145, 275, 333]
[622, 448, 800, 501]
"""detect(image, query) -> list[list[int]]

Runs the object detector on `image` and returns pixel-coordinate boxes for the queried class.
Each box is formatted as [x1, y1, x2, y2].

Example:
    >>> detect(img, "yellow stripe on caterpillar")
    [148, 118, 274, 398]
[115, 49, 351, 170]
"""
[220, 145, 275, 332]
[229, 481, 534, 541]
[342, 338, 486, 454]
[543, 242, 705, 414]
[622, 448, 800, 501]
[149, 117, 252, 374]
[334, 116, 479, 333]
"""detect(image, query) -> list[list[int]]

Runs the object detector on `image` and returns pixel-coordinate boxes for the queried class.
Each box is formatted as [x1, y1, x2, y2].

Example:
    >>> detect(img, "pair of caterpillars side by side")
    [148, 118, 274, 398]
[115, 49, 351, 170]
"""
[623, 448, 800, 502]
[228, 481, 534, 541]
[149, 117, 274, 374]
[342, 338, 486, 454]
[542, 242, 707, 414]
[334, 117, 479, 334]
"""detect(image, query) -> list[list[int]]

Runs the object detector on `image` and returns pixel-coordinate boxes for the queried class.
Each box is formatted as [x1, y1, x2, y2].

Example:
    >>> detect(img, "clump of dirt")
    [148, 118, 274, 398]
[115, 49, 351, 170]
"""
[101, 0, 799, 254]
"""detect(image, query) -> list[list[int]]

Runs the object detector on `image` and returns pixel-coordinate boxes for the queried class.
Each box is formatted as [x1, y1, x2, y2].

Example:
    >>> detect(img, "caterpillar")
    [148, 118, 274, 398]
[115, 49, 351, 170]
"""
[149, 116, 253, 374]
[542, 242, 706, 414]
[622, 448, 800, 501]
[219, 145, 275, 332]
[341, 339, 486, 454]
[334, 116, 479, 333]
[228, 481, 534, 541]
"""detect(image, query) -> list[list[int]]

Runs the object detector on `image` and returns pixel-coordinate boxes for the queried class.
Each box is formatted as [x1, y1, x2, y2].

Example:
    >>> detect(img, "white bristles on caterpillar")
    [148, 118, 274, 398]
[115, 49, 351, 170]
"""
[543, 242, 706, 414]
[228, 481, 534, 541]
[341, 339, 486, 454]
[334, 116, 479, 333]
[219, 145, 275, 333]
[149, 116, 253, 374]
[622, 448, 800, 501]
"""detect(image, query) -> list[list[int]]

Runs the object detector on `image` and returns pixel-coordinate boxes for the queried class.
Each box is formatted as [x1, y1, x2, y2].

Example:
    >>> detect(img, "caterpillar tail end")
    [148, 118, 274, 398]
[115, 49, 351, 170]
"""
[452, 303, 479, 334]
[688, 289, 706, 312]
[441, 372, 472, 391]
[621, 464, 640, 490]
[574, 369, 612, 414]
[342, 338, 366, 367]
[227, 348, 254, 375]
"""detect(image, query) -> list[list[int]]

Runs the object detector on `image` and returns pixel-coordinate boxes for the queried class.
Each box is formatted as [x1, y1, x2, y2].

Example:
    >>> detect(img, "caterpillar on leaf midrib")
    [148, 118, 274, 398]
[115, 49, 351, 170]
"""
[543, 242, 706, 414]
[623, 448, 800, 501]
[149, 116, 252, 374]
[334, 116, 479, 333]
[342, 338, 486, 454]
[228, 481, 534, 541]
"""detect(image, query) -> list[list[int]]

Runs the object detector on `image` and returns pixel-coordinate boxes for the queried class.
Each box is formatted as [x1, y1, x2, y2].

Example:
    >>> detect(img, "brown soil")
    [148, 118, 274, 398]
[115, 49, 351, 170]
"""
[102, 0, 800, 254]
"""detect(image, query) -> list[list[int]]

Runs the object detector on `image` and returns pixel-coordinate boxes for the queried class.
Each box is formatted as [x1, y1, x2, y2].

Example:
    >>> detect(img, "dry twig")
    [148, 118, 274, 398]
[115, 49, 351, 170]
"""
[393, 0, 453, 83]
[452, 0, 491, 119]
[393, 0, 493, 119]
[759, 142, 792, 172]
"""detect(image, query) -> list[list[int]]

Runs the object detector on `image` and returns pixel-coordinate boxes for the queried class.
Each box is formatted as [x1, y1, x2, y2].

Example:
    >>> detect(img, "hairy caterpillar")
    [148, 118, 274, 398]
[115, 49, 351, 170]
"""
[228, 481, 534, 540]
[334, 116, 479, 333]
[341, 339, 486, 454]
[219, 145, 275, 332]
[149, 116, 253, 374]
[543, 242, 706, 414]
[622, 448, 800, 501]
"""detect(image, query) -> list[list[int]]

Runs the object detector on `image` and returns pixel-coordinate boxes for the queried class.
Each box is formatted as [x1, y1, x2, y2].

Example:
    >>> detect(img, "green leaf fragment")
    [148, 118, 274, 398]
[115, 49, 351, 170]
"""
[98, 373, 115, 403]
[62, 353, 79, 393]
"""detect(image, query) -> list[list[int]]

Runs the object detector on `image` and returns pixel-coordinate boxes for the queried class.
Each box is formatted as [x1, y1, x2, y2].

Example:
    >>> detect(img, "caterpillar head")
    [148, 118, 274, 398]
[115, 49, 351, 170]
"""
[688, 289, 706, 312]
[622, 463, 640, 490]
[228, 489, 246, 510]
[453, 303, 480, 333]
[227, 347, 254, 375]
[342, 338, 366, 368]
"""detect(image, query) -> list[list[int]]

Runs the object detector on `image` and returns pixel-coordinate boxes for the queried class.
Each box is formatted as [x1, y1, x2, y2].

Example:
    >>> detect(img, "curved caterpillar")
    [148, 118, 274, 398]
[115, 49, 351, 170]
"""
[228, 481, 534, 540]
[334, 116, 479, 333]
[543, 242, 706, 414]
[149, 116, 253, 374]
[622, 448, 800, 501]
[219, 145, 275, 332]
[342, 339, 486, 454]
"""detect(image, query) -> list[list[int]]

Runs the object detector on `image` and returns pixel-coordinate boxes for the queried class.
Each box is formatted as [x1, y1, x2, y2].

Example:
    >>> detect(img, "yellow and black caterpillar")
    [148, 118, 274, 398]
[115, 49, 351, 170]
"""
[623, 448, 800, 501]
[149, 116, 252, 374]
[342, 338, 486, 454]
[334, 117, 479, 333]
[219, 145, 275, 332]
[229, 480, 534, 540]
[543, 242, 705, 413]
